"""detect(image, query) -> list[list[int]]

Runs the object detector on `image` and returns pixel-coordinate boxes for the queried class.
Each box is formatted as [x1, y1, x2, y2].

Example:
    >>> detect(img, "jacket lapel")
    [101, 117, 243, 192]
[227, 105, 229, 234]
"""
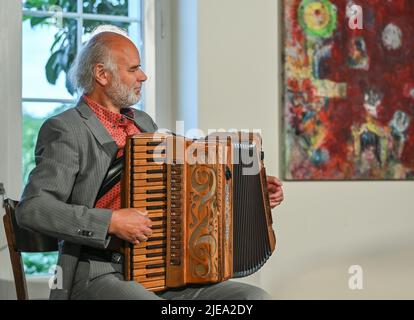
[75, 100, 118, 159]
[76, 100, 155, 156]
[132, 109, 158, 133]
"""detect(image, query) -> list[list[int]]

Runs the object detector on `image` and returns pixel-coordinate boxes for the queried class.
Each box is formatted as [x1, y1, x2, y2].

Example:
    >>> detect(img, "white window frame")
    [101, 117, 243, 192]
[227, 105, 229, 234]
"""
[142, 0, 156, 121]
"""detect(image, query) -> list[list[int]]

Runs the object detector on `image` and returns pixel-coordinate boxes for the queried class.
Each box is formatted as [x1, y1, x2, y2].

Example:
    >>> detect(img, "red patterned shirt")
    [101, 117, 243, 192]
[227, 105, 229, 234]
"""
[83, 95, 141, 210]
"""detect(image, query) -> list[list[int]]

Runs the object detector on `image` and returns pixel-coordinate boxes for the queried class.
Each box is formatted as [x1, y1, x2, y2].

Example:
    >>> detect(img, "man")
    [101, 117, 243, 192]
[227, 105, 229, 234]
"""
[16, 26, 284, 300]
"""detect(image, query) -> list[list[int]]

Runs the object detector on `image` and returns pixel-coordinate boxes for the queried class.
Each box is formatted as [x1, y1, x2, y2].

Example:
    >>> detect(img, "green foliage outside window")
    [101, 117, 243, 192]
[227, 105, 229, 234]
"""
[22, 252, 59, 275]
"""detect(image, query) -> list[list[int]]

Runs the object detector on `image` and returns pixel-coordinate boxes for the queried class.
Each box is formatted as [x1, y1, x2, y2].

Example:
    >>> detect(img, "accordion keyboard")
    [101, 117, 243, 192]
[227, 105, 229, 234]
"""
[128, 137, 168, 291]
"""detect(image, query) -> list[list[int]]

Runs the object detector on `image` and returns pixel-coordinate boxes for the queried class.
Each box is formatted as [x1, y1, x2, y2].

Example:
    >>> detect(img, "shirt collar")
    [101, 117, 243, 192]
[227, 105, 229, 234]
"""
[83, 95, 135, 125]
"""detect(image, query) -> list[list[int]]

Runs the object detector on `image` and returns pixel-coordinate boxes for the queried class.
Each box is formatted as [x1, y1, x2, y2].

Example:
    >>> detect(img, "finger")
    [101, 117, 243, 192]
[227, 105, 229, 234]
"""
[268, 186, 277, 194]
[133, 239, 140, 246]
[272, 192, 284, 200]
[137, 234, 148, 242]
[142, 227, 153, 238]
[267, 176, 283, 186]
[270, 191, 283, 200]
[143, 217, 152, 227]
[270, 197, 282, 204]
[270, 201, 281, 209]
[273, 177, 283, 186]
[272, 189, 284, 198]
[134, 209, 148, 216]
[270, 188, 282, 195]
[266, 175, 277, 185]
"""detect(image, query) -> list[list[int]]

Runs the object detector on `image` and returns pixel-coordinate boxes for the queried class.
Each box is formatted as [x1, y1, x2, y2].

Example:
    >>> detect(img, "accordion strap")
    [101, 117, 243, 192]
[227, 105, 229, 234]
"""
[95, 155, 125, 202]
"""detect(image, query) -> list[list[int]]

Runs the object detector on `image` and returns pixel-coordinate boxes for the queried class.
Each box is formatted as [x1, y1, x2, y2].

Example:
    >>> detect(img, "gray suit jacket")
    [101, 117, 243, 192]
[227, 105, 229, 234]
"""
[15, 100, 158, 300]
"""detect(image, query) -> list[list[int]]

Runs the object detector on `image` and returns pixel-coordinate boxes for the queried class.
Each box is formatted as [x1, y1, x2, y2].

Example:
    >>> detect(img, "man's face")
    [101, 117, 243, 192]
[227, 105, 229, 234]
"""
[106, 39, 148, 109]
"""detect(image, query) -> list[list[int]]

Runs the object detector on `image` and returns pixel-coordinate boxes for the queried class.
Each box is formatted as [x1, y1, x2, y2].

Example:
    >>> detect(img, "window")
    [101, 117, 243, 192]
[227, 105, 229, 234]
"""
[21, 0, 144, 275]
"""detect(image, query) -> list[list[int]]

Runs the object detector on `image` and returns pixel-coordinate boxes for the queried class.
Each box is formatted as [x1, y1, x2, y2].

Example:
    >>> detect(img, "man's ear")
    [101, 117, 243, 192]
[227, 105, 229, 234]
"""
[93, 63, 109, 87]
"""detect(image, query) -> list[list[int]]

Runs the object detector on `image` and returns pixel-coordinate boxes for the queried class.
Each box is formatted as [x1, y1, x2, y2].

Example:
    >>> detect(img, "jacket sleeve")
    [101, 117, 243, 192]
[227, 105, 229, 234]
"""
[16, 116, 112, 249]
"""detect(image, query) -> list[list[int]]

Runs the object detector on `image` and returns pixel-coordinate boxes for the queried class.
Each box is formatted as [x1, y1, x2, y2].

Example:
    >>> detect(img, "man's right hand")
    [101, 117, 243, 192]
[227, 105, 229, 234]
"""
[108, 208, 152, 245]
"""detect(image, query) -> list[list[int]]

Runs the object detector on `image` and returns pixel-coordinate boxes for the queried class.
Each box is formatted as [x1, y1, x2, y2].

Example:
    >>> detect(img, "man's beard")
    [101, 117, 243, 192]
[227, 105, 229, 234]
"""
[106, 74, 141, 109]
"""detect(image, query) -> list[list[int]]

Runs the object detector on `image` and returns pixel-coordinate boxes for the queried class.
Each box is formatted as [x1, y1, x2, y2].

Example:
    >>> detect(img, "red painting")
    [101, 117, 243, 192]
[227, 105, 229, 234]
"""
[283, 0, 414, 180]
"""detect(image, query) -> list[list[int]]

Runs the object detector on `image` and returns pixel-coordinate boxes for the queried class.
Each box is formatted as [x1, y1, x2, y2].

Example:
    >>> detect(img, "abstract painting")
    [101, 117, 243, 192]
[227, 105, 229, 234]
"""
[283, 0, 414, 180]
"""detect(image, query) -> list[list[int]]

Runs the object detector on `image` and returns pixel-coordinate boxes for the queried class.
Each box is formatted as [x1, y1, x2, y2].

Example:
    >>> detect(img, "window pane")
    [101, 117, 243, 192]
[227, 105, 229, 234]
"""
[82, 20, 142, 50]
[22, 17, 77, 100]
[22, 102, 72, 186]
[22, 252, 58, 276]
[23, 0, 77, 13]
[83, 0, 135, 17]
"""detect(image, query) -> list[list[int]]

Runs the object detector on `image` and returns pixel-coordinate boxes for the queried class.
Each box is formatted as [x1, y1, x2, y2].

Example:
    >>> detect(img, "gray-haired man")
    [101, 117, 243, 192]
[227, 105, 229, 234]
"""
[16, 26, 283, 300]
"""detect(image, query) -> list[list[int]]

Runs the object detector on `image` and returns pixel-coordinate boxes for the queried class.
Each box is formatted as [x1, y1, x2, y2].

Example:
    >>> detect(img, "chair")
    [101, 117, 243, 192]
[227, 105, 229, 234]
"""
[2, 197, 58, 300]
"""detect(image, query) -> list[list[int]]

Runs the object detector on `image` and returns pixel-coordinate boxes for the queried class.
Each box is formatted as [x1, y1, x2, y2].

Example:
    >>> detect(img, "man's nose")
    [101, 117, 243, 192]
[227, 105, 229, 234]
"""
[138, 69, 148, 82]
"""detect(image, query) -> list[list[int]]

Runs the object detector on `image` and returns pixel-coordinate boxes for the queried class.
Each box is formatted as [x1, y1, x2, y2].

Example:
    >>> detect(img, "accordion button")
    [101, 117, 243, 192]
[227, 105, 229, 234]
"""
[111, 253, 123, 264]
[170, 260, 180, 266]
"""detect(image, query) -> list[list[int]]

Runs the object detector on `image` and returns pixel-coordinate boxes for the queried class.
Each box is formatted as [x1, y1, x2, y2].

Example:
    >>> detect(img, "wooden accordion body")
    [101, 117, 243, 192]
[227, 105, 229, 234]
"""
[122, 132, 276, 292]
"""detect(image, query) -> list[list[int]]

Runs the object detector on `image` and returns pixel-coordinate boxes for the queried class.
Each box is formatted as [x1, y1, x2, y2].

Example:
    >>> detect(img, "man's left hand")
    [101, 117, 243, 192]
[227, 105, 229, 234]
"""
[266, 176, 284, 209]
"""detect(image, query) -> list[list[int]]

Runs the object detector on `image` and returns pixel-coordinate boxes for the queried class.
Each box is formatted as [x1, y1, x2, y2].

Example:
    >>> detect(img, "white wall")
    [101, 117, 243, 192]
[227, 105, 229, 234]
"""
[196, 0, 414, 299]
[171, 0, 198, 134]
[151, 0, 175, 131]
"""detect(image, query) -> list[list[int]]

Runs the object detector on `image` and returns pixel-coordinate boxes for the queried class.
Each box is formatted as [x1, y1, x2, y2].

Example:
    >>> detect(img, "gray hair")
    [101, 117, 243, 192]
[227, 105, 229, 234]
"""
[69, 25, 129, 95]
[68, 35, 116, 95]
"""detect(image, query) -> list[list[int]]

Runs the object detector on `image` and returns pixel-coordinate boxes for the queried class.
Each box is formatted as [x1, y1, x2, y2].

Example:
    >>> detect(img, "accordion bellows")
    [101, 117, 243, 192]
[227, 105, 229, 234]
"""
[122, 132, 276, 292]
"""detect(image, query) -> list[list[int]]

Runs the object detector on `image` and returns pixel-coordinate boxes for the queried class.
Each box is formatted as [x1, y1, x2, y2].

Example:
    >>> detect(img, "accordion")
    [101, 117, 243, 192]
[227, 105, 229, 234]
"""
[121, 132, 276, 292]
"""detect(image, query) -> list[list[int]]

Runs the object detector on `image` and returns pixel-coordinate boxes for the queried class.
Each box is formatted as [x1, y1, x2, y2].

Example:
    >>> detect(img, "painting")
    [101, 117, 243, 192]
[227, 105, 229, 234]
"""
[283, 0, 414, 180]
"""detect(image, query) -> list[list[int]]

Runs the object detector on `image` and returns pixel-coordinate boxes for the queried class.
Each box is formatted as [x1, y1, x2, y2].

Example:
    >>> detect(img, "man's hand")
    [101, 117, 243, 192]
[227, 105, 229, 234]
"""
[266, 176, 284, 209]
[108, 208, 152, 245]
